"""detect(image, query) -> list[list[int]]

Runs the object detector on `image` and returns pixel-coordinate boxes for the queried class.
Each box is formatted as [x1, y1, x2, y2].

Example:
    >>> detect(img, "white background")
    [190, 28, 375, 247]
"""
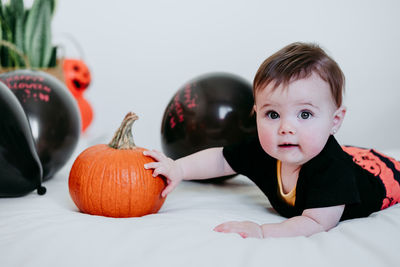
[52, 0, 400, 151]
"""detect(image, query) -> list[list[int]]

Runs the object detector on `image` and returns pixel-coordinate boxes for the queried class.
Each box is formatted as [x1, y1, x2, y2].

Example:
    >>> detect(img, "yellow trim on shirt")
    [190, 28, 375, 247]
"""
[277, 160, 296, 206]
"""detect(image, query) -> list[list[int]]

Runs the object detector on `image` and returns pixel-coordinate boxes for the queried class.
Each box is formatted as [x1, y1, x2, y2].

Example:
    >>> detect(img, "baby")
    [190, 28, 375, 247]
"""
[143, 42, 400, 238]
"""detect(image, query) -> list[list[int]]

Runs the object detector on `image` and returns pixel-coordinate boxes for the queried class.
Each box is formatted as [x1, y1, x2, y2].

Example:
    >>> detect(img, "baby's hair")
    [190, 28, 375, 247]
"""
[253, 42, 345, 107]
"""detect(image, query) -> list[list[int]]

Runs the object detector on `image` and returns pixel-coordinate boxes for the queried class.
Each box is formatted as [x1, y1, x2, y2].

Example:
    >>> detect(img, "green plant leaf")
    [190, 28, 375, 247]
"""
[0, 24, 15, 67]
[29, 3, 51, 67]
[24, 0, 42, 54]
[1, 0, 56, 68]
[0, 3, 3, 41]
[9, 0, 25, 66]
[50, 0, 56, 17]
[24, 0, 56, 48]
[14, 17, 24, 51]
[9, 0, 24, 12]
[48, 45, 57, 67]
[25, 0, 53, 67]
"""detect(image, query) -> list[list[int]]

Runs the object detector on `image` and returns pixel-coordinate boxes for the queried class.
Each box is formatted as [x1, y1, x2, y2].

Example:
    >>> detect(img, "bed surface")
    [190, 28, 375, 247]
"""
[1, 139, 400, 267]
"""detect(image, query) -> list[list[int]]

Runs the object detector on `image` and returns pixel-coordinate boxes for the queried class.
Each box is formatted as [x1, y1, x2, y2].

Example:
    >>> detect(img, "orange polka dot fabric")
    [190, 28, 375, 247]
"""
[342, 146, 400, 209]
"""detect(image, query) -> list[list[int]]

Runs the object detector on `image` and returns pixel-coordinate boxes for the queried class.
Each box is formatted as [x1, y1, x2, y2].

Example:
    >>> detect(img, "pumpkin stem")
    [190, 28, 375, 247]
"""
[108, 112, 139, 149]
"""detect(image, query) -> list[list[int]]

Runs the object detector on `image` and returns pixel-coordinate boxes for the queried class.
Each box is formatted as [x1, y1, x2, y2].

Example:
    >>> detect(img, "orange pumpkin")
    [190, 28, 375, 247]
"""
[68, 112, 166, 217]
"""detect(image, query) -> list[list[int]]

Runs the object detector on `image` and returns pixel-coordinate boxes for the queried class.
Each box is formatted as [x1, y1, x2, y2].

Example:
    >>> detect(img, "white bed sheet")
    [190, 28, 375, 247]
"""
[1, 139, 400, 267]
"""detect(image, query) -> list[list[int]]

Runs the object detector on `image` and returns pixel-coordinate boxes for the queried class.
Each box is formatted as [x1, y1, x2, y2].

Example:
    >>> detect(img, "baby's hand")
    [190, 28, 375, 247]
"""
[143, 149, 184, 197]
[214, 221, 264, 239]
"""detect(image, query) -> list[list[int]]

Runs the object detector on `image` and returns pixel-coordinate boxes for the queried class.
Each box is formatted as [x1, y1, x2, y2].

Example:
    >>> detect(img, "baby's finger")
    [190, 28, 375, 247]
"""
[152, 167, 163, 177]
[161, 182, 177, 197]
[142, 149, 158, 159]
[213, 221, 240, 233]
[143, 162, 160, 170]
[143, 149, 167, 162]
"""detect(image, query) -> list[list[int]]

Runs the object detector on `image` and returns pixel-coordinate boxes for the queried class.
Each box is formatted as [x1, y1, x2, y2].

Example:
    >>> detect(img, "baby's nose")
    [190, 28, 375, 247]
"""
[278, 120, 296, 135]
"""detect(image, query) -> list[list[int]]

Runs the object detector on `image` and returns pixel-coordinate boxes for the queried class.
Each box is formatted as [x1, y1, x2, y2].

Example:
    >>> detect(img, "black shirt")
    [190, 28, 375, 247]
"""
[223, 135, 386, 221]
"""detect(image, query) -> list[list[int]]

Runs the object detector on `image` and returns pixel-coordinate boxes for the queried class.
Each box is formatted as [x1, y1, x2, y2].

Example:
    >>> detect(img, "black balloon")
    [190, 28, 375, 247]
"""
[161, 72, 257, 181]
[0, 81, 45, 196]
[0, 70, 81, 181]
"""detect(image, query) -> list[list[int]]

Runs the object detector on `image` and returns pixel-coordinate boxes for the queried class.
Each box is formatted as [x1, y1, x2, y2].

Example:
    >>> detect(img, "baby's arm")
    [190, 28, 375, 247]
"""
[214, 205, 345, 238]
[143, 148, 236, 197]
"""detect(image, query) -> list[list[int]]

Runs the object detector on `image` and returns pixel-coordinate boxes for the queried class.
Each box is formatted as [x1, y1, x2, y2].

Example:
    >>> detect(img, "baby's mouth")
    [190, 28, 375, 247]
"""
[278, 143, 299, 148]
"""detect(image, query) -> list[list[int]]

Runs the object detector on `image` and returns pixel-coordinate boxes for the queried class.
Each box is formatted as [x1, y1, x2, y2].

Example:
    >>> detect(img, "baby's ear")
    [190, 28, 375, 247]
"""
[251, 105, 257, 116]
[332, 106, 347, 133]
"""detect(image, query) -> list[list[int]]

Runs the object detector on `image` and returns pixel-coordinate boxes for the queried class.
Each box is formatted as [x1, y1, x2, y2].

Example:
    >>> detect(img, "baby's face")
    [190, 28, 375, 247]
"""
[254, 72, 345, 167]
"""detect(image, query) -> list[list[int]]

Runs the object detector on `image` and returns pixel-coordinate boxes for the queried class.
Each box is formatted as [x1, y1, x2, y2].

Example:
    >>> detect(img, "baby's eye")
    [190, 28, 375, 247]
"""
[299, 111, 312, 119]
[266, 111, 280, 120]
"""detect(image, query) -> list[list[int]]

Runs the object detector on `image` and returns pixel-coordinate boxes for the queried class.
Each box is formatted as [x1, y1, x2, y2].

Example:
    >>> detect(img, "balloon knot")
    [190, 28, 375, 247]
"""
[37, 186, 47, 195]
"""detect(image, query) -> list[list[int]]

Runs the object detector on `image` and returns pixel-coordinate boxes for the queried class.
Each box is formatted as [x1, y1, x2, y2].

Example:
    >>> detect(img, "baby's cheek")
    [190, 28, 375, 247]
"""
[303, 136, 328, 158]
[258, 133, 275, 154]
